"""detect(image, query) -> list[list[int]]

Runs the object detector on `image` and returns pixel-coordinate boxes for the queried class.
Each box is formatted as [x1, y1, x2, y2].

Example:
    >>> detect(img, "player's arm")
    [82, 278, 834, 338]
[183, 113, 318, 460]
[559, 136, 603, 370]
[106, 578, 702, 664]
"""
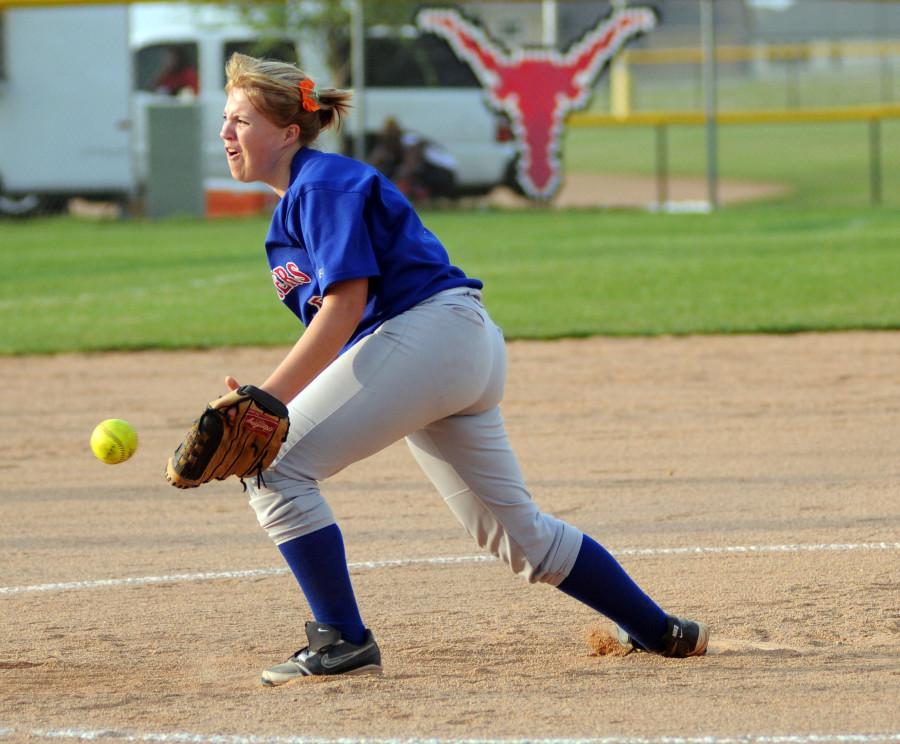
[226, 277, 369, 404]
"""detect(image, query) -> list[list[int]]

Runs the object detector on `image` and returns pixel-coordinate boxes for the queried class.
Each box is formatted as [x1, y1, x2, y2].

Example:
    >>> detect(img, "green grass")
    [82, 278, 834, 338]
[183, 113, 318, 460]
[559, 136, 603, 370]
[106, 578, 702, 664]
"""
[2, 206, 899, 354]
[573, 62, 900, 208]
[563, 120, 900, 208]
[593, 66, 900, 113]
[436, 207, 900, 337]
[0, 217, 297, 353]
[4, 107, 898, 355]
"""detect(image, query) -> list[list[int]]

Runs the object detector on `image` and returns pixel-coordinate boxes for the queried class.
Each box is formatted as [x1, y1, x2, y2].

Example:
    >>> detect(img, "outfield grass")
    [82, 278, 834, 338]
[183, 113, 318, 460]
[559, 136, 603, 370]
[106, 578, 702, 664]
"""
[564, 120, 900, 208]
[571, 57, 900, 209]
[2, 206, 899, 354]
[594, 66, 899, 114]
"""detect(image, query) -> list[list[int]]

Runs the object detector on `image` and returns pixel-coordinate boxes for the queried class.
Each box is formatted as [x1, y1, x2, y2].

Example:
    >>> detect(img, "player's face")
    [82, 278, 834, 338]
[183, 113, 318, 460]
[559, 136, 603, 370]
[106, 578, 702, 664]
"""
[220, 88, 293, 187]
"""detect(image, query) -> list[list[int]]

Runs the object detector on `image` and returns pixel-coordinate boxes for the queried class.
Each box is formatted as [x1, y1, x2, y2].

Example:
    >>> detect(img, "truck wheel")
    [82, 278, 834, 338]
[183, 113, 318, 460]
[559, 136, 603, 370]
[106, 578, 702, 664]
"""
[0, 194, 66, 218]
[503, 156, 527, 196]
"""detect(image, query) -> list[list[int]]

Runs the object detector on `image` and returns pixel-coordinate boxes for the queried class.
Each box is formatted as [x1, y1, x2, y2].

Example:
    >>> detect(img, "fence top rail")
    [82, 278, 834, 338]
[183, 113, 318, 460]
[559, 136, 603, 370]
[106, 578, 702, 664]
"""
[625, 40, 900, 65]
[568, 105, 900, 127]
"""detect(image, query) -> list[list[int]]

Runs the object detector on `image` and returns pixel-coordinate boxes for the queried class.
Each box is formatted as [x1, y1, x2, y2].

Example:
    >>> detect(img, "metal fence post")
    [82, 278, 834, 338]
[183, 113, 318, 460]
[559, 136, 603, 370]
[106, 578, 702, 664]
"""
[350, 0, 366, 162]
[700, 0, 719, 211]
[655, 123, 669, 209]
[869, 117, 883, 206]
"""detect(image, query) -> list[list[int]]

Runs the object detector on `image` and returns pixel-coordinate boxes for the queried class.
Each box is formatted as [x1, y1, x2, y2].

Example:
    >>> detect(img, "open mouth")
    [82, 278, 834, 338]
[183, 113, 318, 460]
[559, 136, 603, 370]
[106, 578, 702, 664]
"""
[225, 147, 241, 160]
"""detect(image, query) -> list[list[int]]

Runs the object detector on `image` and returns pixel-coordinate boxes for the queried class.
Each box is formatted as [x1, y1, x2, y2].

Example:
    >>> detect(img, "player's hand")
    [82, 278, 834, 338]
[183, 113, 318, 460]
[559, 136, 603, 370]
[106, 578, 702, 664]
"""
[226, 375, 286, 405]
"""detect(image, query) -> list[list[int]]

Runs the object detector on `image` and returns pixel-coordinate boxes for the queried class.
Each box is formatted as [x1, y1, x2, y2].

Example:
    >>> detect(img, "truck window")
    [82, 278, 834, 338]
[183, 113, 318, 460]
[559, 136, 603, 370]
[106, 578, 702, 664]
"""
[364, 34, 479, 88]
[222, 39, 298, 83]
[135, 42, 199, 95]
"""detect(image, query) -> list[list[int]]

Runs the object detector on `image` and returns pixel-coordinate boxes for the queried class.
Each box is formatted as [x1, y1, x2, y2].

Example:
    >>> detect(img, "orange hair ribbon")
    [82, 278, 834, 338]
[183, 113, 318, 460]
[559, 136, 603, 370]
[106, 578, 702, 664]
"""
[298, 79, 321, 112]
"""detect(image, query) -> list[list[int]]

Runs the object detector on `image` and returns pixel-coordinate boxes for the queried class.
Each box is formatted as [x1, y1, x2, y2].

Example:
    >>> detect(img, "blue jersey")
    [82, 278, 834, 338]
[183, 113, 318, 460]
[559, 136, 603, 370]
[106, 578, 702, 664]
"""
[265, 147, 482, 350]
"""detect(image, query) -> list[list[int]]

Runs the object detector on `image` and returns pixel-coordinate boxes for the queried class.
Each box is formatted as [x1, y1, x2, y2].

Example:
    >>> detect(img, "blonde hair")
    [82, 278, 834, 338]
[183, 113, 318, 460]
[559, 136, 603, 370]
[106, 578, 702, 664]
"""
[225, 53, 352, 146]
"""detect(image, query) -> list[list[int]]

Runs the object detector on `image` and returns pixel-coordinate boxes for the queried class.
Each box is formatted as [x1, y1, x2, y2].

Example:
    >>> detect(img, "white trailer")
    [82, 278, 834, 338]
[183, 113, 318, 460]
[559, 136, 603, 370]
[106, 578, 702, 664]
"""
[0, 4, 134, 215]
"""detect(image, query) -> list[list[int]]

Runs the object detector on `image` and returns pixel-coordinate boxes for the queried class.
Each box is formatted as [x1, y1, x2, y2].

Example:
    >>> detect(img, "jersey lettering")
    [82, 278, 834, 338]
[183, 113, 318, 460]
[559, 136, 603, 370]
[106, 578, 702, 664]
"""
[272, 262, 312, 300]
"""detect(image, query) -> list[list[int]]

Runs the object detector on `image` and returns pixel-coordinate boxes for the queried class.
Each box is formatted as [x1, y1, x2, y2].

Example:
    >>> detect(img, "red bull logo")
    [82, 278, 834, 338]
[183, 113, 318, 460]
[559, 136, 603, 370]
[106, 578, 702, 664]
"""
[416, 7, 657, 200]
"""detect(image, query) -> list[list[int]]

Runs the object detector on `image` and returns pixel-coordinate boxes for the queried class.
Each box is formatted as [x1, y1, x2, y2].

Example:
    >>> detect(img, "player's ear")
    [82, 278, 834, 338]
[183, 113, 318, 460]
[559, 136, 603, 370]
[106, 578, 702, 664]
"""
[284, 123, 301, 146]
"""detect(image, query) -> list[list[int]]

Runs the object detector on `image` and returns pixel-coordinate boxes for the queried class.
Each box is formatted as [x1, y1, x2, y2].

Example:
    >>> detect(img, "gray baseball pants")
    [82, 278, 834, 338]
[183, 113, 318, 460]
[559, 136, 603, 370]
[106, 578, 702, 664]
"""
[247, 288, 583, 585]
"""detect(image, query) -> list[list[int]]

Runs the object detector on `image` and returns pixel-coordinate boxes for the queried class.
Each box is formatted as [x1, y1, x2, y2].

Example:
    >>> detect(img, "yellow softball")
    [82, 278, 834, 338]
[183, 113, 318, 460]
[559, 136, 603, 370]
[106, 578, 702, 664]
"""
[90, 419, 138, 465]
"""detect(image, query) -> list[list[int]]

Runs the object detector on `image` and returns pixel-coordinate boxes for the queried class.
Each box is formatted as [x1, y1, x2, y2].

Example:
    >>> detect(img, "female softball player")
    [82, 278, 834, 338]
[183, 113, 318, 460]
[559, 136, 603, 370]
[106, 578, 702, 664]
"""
[218, 53, 708, 685]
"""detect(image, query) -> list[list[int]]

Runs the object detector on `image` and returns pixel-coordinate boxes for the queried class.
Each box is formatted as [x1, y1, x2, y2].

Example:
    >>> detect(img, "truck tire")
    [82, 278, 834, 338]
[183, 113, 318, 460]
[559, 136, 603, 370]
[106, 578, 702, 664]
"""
[0, 193, 66, 218]
[503, 155, 527, 197]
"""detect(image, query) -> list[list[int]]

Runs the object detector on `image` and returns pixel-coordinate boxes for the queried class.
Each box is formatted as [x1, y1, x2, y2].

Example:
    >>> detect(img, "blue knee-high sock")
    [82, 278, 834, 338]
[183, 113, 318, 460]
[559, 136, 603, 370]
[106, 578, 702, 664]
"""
[557, 535, 668, 652]
[277, 524, 367, 645]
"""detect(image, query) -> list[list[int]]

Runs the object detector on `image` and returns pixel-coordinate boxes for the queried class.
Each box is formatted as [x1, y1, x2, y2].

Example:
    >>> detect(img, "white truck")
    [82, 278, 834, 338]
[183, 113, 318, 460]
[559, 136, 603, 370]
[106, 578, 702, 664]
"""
[0, 2, 518, 217]
[0, 4, 134, 215]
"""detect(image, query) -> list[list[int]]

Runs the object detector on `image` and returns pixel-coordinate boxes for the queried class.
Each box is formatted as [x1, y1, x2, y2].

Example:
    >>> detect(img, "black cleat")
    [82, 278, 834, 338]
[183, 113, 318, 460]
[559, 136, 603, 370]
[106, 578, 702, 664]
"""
[261, 621, 382, 686]
[617, 614, 709, 658]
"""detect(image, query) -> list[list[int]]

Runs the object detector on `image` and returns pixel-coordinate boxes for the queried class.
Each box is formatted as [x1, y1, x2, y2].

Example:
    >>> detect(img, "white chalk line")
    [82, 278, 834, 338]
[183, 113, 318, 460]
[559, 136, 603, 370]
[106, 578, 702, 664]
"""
[1, 727, 899, 744]
[1, 542, 897, 598]
[0, 272, 250, 311]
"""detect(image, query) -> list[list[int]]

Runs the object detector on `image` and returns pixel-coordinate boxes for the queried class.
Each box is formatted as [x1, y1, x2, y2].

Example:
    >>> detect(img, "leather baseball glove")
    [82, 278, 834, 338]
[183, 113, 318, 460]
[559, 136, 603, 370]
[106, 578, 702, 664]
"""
[166, 385, 290, 489]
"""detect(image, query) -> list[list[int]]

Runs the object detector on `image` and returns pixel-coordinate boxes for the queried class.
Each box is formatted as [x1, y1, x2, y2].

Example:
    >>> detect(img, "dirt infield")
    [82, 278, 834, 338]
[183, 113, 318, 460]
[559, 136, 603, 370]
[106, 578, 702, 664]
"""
[485, 172, 788, 209]
[1, 333, 898, 743]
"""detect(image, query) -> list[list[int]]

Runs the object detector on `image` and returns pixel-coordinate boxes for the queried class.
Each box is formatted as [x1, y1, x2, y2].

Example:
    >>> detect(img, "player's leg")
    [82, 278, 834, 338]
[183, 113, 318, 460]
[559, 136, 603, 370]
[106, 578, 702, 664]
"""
[406, 408, 681, 652]
[248, 289, 505, 682]
[405, 311, 707, 657]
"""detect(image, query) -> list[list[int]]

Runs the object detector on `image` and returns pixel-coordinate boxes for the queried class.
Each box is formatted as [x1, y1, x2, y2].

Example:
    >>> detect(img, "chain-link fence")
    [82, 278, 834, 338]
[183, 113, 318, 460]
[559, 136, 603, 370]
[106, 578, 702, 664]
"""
[437, 1, 899, 112]
[459, 0, 900, 208]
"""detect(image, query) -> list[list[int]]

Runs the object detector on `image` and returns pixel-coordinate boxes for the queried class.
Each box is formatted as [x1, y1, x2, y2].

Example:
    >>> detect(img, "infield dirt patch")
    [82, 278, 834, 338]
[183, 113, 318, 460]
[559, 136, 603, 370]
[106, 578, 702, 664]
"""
[1, 333, 898, 742]
[486, 171, 788, 209]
